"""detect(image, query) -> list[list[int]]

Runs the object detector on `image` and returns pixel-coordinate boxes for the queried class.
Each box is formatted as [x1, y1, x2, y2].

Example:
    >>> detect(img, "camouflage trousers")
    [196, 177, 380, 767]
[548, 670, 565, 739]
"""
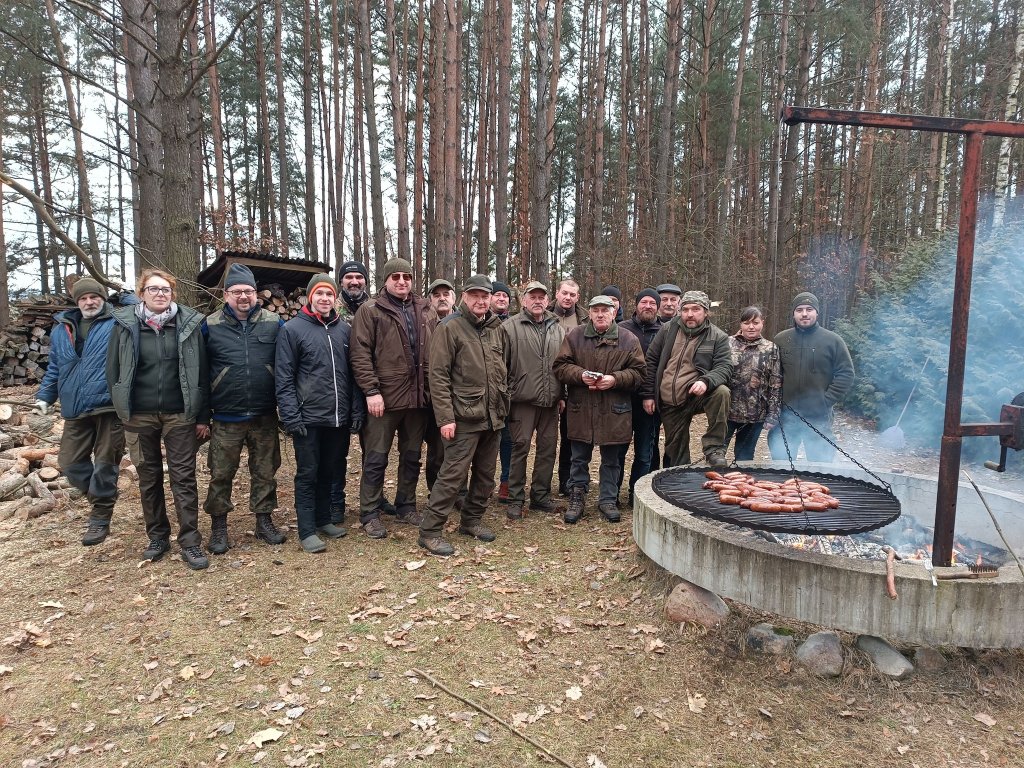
[203, 414, 281, 517]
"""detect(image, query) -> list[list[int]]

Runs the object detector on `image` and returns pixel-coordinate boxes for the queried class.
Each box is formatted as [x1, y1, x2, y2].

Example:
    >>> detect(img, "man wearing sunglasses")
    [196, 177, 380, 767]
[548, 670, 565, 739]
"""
[350, 258, 438, 539]
[201, 263, 288, 554]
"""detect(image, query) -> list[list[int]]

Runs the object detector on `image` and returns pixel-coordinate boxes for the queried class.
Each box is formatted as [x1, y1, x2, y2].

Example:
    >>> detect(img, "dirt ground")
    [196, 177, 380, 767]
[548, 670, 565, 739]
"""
[1, 411, 1022, 768]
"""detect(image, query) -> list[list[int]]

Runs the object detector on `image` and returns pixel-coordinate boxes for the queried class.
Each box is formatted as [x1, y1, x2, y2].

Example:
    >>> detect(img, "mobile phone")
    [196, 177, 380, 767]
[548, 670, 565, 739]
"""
[583, 370, 603, 379]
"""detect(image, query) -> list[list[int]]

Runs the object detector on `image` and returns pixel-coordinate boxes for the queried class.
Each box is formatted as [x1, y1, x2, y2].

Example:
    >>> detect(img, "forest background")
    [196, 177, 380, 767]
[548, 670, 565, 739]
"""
[2, 0, 1024, 452]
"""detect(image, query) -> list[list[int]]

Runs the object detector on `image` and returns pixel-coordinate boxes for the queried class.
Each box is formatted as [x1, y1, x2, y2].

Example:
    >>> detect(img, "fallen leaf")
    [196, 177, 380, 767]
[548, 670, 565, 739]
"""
[587, 755, 608, 768]
[565, 686, 583, 701]
[248, 727, 284, 747]
[974, 712, 996, 727]
[143, 660, 159, 671]
[897, 745, 910, 755]
[410, 714, 437, 731]
[199, 668, 215, 680]
[179, 666, 195, 680]
[295, 630, 323, 644]
[404, 560, 427, 571]
[474, 730, 492, 743]
[39, 601, 64, 609]
[633, 706, 645, 718]
[687, 692, 707, 714]
[0, 665, 12, 676]
[270, 626, 292, 636]
[645, 638, 666, 654]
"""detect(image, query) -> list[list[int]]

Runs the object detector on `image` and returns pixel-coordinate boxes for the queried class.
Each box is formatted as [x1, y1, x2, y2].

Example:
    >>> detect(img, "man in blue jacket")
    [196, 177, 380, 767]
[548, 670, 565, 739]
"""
[202, 264, 288, 554]
[35, 277, 124, 546]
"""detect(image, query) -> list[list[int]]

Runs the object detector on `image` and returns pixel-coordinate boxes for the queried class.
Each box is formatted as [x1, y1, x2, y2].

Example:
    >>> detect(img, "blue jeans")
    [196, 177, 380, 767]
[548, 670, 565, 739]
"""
[293, 426, 346, 539]
[726, 420, 764, 461]
[767, 409, 836, 463]
[617, 404, 660, 494]
[499, 423, 512, 483]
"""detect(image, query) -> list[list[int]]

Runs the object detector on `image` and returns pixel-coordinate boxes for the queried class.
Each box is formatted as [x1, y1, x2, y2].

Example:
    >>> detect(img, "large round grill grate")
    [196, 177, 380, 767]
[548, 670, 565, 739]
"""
[650, 467, 901, 535]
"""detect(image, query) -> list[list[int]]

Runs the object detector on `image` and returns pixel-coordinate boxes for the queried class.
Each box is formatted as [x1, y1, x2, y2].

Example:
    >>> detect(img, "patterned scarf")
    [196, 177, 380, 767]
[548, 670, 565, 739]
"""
[136, 301, 178, 331]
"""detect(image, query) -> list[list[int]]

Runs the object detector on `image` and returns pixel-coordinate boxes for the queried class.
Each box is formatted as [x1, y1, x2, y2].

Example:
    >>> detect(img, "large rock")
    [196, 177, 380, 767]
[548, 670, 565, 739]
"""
[856, 635, 914, 679]
[746, 623, 796, 656]
[796, 631, 844, 677]
[664, 581, 730, 628]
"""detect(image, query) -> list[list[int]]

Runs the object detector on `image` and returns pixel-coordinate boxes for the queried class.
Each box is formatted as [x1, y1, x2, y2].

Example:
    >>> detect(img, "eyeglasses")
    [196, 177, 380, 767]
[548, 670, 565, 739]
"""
[144, 286, 172, 295]
[226, 289, 256, 297]
[389, 273, 413, 282]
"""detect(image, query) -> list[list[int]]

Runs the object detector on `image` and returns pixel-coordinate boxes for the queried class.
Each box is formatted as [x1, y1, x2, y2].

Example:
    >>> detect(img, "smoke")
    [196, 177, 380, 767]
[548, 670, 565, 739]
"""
[836, 221, 1024, 465]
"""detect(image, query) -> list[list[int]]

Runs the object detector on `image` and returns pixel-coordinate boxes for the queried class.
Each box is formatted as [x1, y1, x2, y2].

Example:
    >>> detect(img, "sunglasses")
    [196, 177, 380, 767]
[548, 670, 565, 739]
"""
[389, 273, 413, 282]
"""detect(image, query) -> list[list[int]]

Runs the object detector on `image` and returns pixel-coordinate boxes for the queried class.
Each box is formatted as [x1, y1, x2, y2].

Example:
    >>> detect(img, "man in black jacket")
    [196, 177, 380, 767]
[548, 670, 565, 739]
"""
[202, 264, 287, 553]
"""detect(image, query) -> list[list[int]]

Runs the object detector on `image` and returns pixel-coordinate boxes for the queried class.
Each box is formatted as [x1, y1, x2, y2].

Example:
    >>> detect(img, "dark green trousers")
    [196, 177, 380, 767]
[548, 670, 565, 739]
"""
[419, 427, 500, 537]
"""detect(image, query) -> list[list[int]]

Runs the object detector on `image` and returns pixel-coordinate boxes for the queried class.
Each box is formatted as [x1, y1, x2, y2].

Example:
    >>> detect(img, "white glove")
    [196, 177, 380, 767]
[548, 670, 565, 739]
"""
[34, 400, 50, 415]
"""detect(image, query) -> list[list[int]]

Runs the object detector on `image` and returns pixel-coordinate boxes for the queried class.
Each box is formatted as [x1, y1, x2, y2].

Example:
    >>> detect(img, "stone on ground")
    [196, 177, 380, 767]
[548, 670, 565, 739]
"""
[856, 635, 914, 679]
[664, 581, 730, 628]
[796, 631, 844, 677]
[912, 646, 948, 672]
[746, 623, 795, 656]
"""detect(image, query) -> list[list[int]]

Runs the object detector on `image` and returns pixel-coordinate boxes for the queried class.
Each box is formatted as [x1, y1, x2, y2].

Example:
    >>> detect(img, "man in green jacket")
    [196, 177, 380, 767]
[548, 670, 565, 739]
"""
[419, 275, 509, 556]
[641, 290, 733, 467]
[767, 291, 854, 462]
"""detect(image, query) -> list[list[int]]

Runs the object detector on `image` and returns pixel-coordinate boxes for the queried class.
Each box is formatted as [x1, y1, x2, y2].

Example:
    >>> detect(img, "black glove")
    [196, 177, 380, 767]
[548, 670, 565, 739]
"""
[350, 419, 364, 435]
[286, 423, 307, 439]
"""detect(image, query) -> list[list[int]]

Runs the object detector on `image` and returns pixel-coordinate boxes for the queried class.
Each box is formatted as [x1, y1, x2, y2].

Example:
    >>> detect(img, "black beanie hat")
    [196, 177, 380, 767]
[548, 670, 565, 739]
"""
[635, 287, 661, 307]
[601, 285, 622, 301]
[340, 260, 369, 280]
[491, 280, 513, 298]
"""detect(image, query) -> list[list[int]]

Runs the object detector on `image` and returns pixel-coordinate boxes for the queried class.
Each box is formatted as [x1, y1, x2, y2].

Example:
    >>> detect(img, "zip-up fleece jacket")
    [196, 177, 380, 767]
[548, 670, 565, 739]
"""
[38, 304, 116, 419]
[502, 309, 565, 408]
[640, 318, 733, 407]
[553, 321, 646, 445]
[203, 305, 282, 420]
[350, 292, 436, 410]
[107, 304, 209, 423]
[275, 307, 365, 430]
[429, 303, 509, 432]
[773, 322, 854, 421]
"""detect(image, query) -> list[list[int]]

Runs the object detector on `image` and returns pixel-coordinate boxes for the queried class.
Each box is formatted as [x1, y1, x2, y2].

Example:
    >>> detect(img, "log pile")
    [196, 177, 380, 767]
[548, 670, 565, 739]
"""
[0, 405, 75, 521]
[0, 296, 71, 388]
[257, 283, 308, 320]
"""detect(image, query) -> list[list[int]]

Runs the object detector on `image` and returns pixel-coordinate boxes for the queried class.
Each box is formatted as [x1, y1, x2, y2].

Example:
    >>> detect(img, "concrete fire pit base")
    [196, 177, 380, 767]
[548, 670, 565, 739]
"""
[633, 464, 1024, 649]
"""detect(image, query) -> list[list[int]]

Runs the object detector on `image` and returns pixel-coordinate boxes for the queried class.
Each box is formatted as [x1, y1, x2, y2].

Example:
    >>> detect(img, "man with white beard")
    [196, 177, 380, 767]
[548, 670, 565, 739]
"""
[35, 277, 125, 546]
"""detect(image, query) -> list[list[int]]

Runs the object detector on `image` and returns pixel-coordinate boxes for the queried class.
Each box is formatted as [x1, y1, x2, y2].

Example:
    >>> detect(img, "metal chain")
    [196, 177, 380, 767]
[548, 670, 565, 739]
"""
[778, 402, 893, 492]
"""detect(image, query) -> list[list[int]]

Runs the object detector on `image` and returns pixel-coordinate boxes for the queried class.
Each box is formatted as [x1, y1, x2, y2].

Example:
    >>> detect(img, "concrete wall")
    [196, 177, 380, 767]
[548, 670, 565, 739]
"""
[634, 469, 1024, 648]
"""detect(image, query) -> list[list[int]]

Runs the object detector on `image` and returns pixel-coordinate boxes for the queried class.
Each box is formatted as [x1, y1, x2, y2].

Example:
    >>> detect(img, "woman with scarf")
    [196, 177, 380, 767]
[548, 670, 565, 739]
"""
[107, 269, 210, 569]
[725, 306, 782, 461]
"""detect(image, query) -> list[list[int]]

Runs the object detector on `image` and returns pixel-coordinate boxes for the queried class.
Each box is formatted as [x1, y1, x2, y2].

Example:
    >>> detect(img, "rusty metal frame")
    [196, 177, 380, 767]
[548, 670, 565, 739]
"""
[782, 107, 1024, 566]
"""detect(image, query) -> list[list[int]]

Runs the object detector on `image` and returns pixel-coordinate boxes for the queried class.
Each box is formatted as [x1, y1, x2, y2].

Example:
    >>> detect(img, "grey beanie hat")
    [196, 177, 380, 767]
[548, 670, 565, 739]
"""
[383, 258, 414, 280]
[72, 277, 105, 302]
[224, 263, 257, 290]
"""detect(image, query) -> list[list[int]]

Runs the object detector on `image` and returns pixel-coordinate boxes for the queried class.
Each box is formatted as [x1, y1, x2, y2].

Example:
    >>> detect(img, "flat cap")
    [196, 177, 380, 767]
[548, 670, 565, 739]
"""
[523, 280, 549, 295]
[588, 295, 615, 308]
[462, 274, 493, 293]
[427, 278, 455, 293]
[656, 283, 682, 295]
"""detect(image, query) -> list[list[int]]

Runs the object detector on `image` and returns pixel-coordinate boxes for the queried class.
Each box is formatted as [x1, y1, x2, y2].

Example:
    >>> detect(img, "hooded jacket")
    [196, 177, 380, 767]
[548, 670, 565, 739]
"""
[37, 303, 116, 419]
[429, 303, 509, 432]
[275, 306, 365, 430]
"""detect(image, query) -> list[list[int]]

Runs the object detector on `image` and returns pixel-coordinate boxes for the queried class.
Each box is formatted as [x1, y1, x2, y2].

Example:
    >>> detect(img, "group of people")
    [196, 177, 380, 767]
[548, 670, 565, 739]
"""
[37, 263, 853, 567]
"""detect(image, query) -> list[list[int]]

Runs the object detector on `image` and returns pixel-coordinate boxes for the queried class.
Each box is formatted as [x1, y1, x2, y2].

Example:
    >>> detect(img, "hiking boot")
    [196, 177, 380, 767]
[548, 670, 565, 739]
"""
[181, 544, 210, 570]
[255, 514, 286, 545]
[317, 523, 348, 539]
[81, 520, 109, 547]
[497, 481, 510, 504]
[458, 523, 496, 542]
[300, 534, 327, 553]
[599, 502, 621, 523]
[395, 505, 423, 526]
[506, 503, 523, 521]
[329, 503, 346, 525]
[362, 517, 387, 539]
[705, 449, 728, 469]
[207, 514, 229, 554]
[142, 539, 170, 562]
[529, 499, 557, 514]
[418, 535, 455, 557]
[564, 487, 585, 524]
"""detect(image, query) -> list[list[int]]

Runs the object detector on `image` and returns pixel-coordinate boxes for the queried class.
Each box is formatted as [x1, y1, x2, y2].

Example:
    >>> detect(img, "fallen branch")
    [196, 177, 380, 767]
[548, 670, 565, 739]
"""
[411, 667, 576, 768]
[962, 471, 1024, 580]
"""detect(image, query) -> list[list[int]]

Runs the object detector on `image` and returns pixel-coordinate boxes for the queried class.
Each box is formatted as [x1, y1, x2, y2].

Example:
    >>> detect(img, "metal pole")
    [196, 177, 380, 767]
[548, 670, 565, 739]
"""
[932, 131, 983, 567]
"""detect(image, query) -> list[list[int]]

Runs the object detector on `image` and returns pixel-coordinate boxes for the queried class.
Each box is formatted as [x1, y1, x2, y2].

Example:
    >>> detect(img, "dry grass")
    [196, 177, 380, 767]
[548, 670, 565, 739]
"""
[1, 437, 1023, 768]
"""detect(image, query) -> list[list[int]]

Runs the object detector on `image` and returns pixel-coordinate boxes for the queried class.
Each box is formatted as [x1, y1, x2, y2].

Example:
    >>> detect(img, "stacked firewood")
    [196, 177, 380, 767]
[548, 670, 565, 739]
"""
[0, 406, 76, 521]
[257, 283, 308, 320]
[0, 297, 70, 387]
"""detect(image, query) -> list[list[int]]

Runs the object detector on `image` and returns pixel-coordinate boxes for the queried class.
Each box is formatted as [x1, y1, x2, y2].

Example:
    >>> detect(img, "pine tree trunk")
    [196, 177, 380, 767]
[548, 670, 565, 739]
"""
[493, 0, 513, 280]
[386, 0, 412, 264]
[203, 0, 227, 245]
[654, 0, 682, 266]
[358, 0, 388, 267]
[274, 0, 289, 255]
